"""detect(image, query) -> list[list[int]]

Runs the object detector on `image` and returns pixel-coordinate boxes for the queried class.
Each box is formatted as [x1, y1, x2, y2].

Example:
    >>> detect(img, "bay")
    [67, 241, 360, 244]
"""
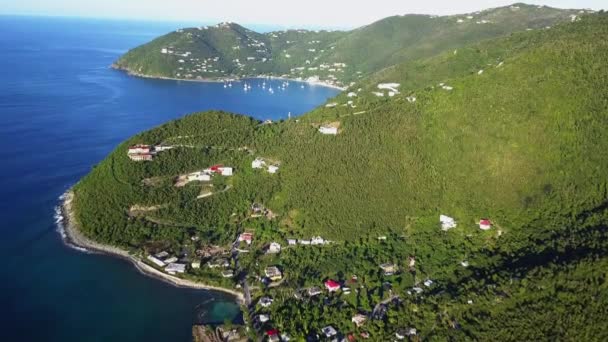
[0, 15, 339, 342]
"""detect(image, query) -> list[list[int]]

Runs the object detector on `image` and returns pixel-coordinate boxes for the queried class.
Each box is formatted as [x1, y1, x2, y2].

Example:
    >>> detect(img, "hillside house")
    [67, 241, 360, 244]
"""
[440, 215, 457, 230]
[347, 92, 357, 97]
[308, 286, 322, 297]
[187, 172, 211, 182]
[325, 102, 338, 108]
[164, 256, 178, 264]
[266, 330, 280, 342]
[268, 165, 279, 174]
[265, 266, 283, 281]
[311, 236, 325, 245]
[219, 167, 233, 176]
[191, 260, 201, 269]
[258, 314, 270, 323]
[207, 258, 230, 268]
[147, 255, 166, 267]
[165, 263, 186, 274]
[221, 270, 234, 278]
[380, 263, 398, 276]
[238, 232, 254, 244]
[259, 297, 274, 307]
[352, 314, 367, 327]
[479, 219, 492, 230]
[319, 126, 338, 135]
[325, 279, 341, 292]
[378, 83, 400, 94]
[267, 242, 281, 254]
[322, 326, 338, 338]
[408, 256, 416, 270]
[252, 158, 266, 169]
[205, 165, 233, 176]
[128, 153, 153, 161]
[128, 144, 151, 154]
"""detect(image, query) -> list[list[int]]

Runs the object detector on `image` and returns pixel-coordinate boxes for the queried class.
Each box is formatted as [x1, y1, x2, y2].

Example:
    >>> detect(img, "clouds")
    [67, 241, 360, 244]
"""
[3, 0, 605, 28]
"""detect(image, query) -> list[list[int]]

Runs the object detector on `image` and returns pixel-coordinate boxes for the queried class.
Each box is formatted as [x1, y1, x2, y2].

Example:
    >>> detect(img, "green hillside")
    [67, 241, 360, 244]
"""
[78, 11, 608, 341]
[114, 3, 588, 88]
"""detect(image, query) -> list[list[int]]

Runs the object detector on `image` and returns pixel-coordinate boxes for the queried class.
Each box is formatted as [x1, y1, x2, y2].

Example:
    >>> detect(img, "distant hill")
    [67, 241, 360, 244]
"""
[113, 3, 588, 88]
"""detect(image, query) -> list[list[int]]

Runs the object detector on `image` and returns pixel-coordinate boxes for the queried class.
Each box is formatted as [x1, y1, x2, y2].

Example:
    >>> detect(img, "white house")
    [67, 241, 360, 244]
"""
[325, 102, 338, 108]
[161, 48, 168, 54]
[287, 239, 297, 246]
[187, 172, 211, 182]
[268, 165, 279, 174]
[165, 263, 186, 274]
[191, 260, 201, 269]
[299, 240, 311, 245]
[259, 297, 274, 307]
[252, 158, 266, 169]
[321, 326, 337, 338]
[440, 215, 457, 230]
[219, 167, 233, 176]
[147, 255, 166, 267]
[319, 126, 338, 135]
[347, 92, 357, 97]
[378, 83, 400, 94]
[311, 236, 324, 245]
[406, 96, 417, 103]
[164, 256, 178, 264]
[267, 242, 281, 254]
[372, 91, 384, 97]
[258, 314, 270, 323]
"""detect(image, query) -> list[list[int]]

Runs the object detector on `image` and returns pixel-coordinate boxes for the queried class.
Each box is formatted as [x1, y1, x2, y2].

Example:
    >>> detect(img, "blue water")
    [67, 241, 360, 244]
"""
[0, 16, 339, 342]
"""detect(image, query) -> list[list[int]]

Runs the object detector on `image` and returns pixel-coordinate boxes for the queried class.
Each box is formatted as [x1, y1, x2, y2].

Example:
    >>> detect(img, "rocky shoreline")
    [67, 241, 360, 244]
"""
[60, 190, 245, 304]
[111, 64, 347, 90]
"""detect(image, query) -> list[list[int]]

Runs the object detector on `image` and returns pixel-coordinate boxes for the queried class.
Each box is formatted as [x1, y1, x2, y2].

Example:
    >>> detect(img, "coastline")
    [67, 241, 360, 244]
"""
[111, 64, 347, 91]
[59, 190, 245, 305]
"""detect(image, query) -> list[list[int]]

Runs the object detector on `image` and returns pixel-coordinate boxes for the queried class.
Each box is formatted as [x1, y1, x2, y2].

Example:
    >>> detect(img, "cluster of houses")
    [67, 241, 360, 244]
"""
[376, 83, 401, 97]
[252, 157, 279, 174]
[179, 164, 233, 186]
[440, 215, 493, 231]
[146, 251, 188, 275]
[127, 144, 173, 161]
[286, 236, 329, 246]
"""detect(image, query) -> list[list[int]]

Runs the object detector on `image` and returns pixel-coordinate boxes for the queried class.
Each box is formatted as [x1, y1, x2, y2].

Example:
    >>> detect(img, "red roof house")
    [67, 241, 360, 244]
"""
[479, 219, 492, 230]
[238, 232, 253, 244]
[325, 279, 341, 292]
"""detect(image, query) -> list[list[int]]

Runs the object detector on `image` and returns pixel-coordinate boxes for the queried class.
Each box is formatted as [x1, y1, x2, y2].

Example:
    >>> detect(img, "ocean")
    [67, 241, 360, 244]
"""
[0, 15, 339, 341]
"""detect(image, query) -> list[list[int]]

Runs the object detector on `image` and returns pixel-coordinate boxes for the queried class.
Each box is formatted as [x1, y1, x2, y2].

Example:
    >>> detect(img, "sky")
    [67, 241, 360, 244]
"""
[1, 0, 605, 29]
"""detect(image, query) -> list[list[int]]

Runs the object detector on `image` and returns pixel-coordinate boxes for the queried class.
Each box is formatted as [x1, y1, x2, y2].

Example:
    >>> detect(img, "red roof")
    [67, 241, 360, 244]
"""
[240, 232, 253, 240]
[325, 279, 340, 288]
[210, 164, 223, 171]
[266, 329, 279, 336]
[480, 219, 491, 225]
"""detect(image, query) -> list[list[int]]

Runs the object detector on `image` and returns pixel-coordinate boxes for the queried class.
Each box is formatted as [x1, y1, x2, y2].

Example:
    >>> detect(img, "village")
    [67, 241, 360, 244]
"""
[125, 99, 501, 341]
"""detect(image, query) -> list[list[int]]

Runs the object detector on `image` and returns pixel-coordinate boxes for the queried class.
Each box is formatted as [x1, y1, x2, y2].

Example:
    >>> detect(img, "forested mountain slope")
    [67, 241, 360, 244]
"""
[113, 3, 588, 88]
[75, 12, 608, 341]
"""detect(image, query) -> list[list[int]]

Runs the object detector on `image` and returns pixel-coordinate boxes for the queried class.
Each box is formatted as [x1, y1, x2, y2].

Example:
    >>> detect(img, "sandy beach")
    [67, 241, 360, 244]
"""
[60, 190, 245, 304]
